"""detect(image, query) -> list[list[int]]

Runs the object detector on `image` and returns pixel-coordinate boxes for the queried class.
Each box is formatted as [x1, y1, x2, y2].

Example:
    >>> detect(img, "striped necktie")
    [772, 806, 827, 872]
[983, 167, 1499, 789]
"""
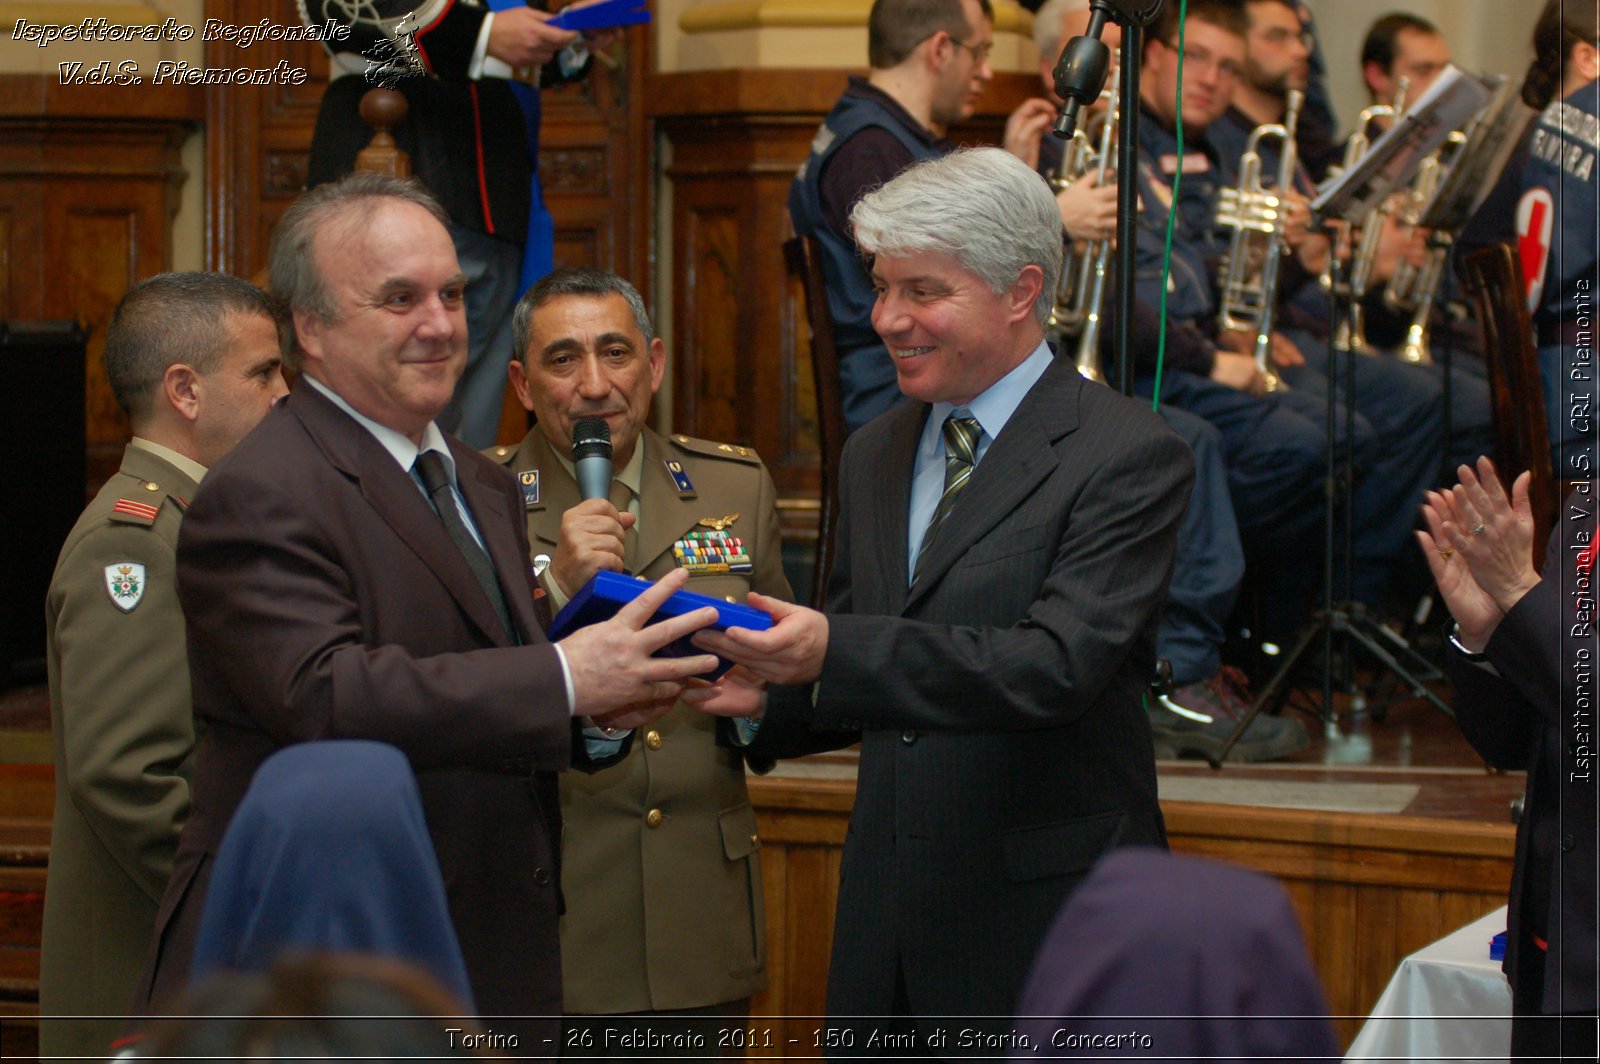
[913, 412, 981, 585]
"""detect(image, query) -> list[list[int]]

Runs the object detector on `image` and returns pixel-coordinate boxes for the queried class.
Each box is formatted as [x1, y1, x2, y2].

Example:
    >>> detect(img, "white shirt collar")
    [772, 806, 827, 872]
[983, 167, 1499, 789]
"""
[302, 375, 454, 481]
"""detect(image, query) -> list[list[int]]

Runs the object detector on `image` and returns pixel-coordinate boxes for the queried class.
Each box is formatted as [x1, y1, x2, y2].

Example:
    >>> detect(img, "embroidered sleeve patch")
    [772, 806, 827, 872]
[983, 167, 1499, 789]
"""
[104, 562, 147, 612]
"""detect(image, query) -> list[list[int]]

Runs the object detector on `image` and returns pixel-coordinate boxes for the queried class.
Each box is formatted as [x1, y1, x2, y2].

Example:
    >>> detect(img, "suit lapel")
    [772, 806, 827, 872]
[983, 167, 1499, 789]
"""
[453, 439, 539, 644]
[903, 358, 1081, 612]
[290, 385, 512, 645]
[864, 403, 925, 616]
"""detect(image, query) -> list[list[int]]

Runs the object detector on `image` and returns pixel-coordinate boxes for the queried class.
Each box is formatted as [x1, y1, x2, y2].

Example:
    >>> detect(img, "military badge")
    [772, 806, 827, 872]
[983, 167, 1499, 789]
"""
[517, 469, 541, 508]
[672, 530, 754, 575]
[698, 513, 740, 531]
[664, 460, 695, 496]
[104, 562, 146, 612]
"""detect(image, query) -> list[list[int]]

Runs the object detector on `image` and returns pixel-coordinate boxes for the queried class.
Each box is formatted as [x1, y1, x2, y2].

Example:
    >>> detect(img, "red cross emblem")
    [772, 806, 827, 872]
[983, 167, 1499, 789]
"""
[1516, 188, 1554, 314]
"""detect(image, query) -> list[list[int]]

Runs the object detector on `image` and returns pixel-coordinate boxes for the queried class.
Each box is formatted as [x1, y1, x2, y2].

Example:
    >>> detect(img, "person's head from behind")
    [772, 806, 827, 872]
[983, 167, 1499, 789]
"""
[850, 147, 1062, 406]
[267, 172, 468, 444]
[869, 0, 996, 130]
[1360, 13, 1450, 108]
[1523, 0, 1600, 110]
[104, 272, 287, 468]
[1140, 0, 1249, 131]
[508, 267, 665, 470]
[141, 953, 491, 1060]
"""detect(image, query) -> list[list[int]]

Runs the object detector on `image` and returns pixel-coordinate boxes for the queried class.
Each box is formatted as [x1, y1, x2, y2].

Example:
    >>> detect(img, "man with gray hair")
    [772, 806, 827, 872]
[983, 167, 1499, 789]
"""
[137, 174, 720, 1041]
[690, 147, 1193, 1045]
[41, 273, 286, 1058]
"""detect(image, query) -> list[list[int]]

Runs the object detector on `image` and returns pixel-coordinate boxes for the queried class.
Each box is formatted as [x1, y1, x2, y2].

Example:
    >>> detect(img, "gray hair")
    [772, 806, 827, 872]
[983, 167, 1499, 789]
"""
[849, 147, 1064, 329]
[511, 267, 656, 364]
[266, 172, 451, 370]
[1033, 0, 1091, 60]
[105, 272, 279, 424]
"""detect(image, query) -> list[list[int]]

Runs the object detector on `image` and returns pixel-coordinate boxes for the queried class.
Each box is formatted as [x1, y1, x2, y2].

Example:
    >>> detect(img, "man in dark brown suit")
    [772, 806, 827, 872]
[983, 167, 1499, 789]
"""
[137, 173, 719, 1046]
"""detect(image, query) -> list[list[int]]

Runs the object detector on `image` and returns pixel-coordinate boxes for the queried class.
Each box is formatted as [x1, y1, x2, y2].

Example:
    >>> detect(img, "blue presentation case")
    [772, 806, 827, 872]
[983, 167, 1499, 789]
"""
[546, 570, 773, 679]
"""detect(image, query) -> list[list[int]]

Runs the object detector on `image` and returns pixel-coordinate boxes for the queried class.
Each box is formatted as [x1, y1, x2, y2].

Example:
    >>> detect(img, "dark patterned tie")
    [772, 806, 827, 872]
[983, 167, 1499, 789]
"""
[415, 450, 514, 637]
[912, 412, 982, 585]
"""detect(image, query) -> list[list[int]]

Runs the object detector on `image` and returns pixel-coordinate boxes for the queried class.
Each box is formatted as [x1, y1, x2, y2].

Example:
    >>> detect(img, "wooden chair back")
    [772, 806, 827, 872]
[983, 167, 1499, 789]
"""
[785, 233, 846, 609]
[1458, 242, 1557, 570]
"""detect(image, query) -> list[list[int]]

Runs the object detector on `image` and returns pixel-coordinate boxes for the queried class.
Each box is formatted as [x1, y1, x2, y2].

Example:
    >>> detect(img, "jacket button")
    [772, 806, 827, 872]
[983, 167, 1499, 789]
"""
[532, 866, 551, 885]
[646, 808, 664, 829]
[1562, 833, 1575, 852]
[901, 730, 917, 745]
[645, 729, 663, 750]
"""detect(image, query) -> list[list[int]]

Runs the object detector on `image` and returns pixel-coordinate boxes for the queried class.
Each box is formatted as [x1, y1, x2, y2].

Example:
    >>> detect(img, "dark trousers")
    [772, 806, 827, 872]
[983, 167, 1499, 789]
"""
[1156, 405, 1245, 683]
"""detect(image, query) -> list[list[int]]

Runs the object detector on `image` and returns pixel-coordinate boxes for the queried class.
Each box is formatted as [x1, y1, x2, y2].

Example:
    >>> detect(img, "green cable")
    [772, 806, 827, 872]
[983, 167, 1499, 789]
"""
[1151, 0, 1189, 413]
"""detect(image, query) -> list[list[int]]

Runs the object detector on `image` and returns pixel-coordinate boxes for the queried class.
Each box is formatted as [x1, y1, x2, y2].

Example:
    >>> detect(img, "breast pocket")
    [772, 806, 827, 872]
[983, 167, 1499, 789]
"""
[959, 520, 1054, 570]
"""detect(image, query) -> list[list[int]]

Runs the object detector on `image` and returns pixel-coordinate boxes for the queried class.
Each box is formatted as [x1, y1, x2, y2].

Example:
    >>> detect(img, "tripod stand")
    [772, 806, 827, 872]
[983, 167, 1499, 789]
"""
[1210, 251, 1452, 768]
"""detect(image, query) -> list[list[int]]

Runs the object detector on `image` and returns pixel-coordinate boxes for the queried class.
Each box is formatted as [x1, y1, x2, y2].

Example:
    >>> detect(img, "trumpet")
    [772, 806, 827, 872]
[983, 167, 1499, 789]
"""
[1327, 95, 1402, 354]
[1380, 130, 1468, 364]
[1215, 88, 1304, 393]
[1045, 71, 1119, 384]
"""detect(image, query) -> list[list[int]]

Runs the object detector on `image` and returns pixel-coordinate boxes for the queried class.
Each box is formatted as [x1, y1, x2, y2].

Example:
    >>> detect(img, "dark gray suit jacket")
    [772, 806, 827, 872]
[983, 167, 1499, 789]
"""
[753, 355, 1195, 1032]
[138, 383, 608, 1034]
[1447, 490, 1598, 1020]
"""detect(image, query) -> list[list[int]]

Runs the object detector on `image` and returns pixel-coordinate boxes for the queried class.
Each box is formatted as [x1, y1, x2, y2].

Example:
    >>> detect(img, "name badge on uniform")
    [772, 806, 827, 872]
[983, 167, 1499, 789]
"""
[664, 460, 695, 497]
[516, 469, 541, 508]
[1159, 152, 1210, 175]
[673, 530, 753, 575]
[104, 562, 146, 612]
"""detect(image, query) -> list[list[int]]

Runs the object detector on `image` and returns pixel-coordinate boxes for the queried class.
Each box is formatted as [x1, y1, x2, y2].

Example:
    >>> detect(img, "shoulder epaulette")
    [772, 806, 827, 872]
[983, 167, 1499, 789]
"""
[486, 444, 517, 467]
[108, 497, 162, 526]
[667, 434, 762, 464]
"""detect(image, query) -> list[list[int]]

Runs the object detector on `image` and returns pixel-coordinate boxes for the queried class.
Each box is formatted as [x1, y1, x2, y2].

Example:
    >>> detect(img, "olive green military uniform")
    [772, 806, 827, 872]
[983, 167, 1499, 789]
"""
[492, 426, 791, 1015]
[40, 444, 201, 1058]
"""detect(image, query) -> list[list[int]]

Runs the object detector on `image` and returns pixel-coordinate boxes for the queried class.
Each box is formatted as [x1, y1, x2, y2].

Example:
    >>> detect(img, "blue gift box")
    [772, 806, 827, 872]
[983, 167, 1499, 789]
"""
[546, 570, 772, 679]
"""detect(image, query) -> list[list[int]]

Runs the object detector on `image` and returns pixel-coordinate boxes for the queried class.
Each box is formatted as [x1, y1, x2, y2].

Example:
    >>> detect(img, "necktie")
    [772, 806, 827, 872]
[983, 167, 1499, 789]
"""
[415, 451, 514, 637]
[608, 478, 638, 572]
[913, 412, 982, 585]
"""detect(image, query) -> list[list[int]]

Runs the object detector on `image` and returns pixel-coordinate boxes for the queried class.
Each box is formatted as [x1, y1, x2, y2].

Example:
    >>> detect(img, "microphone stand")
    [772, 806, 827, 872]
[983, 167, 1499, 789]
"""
[1051, 0, 1164, 395]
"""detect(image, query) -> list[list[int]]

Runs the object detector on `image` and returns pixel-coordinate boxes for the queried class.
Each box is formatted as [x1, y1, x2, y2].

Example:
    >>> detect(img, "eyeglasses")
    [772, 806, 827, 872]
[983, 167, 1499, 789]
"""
[951, 37, 994, 65]
[1157, 38, 1245, 81]
[1257, 26, 1313, 49]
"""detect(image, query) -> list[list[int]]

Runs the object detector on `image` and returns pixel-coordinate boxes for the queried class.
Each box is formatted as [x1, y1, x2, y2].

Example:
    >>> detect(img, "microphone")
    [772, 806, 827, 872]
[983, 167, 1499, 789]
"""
[572, 417, 612, 501]
[1050, 0, 1165, 141]
[1052, 3, 1113, 141]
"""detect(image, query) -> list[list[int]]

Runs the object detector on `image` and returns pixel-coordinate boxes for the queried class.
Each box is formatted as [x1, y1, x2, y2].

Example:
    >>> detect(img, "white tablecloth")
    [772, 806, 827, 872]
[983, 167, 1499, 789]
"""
[1346, 906, 1512, 1062]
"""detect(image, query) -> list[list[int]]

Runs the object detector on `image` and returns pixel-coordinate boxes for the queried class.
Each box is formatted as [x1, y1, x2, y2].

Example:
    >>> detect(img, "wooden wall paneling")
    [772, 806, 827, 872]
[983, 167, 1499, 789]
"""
[748, 778, 1513, 1052]
[658, 108, 824, 517]
[0, 78, 202, 484]
[204, 0, 326, 277]
[0, 207, 11, 313]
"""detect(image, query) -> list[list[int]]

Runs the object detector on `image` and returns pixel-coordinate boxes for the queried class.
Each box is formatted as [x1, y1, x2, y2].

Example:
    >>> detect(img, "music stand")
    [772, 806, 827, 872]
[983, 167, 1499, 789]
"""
[1211, 67, 1495, 766]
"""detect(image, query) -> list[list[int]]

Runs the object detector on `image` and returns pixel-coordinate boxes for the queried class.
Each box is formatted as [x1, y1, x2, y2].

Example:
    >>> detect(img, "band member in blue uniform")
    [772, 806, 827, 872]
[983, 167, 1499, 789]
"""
[1516, 0, 1600, 481]
[1133, 0, 1440, 629]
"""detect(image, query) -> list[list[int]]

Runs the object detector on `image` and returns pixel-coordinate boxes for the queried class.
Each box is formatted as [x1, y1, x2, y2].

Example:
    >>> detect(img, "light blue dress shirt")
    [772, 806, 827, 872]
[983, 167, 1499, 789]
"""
[905, 340, 1055, 581]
